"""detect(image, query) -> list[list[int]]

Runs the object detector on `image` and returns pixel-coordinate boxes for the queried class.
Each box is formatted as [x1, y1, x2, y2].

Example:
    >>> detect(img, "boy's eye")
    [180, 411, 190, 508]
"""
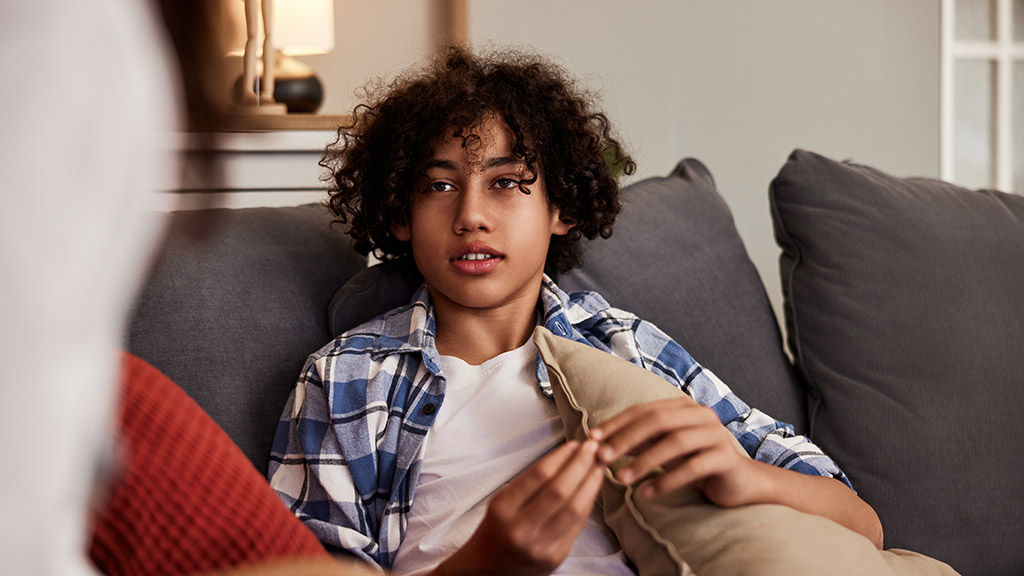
[494, 178, 519, 189]
[427, 181, 455, 193]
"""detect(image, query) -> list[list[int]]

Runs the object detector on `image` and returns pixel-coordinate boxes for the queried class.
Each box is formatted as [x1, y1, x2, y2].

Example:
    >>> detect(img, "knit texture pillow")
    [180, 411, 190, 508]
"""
[89, 353, 331, 575]
[532, 327, 959, 576]
[191, 557, 378, 576]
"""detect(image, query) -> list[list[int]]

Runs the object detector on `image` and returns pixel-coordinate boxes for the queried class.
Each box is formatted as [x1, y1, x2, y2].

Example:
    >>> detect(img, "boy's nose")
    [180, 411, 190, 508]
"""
[452, 188, 491, 234]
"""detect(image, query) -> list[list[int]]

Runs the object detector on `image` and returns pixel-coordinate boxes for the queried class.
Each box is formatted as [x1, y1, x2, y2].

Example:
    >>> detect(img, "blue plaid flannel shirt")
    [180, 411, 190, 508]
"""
[268, 277, 851, 569]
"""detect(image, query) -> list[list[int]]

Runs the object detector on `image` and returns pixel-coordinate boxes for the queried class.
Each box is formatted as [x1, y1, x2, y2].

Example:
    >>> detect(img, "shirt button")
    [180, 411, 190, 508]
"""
[422, 403, 437, 415]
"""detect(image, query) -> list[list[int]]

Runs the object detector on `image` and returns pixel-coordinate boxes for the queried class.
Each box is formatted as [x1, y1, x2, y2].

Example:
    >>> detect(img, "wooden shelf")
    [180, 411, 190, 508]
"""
[221, 114, 352, 132]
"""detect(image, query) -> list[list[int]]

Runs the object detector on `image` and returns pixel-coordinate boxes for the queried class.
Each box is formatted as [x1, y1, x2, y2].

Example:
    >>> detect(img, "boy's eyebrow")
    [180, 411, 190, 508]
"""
[482, 156, 519, 169]
[423, 159, 459, 171]
[423, 156, 521, 172]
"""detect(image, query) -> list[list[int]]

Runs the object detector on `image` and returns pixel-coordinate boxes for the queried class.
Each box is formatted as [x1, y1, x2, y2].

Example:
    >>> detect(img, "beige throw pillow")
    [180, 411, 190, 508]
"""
[533, 326, 959, 576]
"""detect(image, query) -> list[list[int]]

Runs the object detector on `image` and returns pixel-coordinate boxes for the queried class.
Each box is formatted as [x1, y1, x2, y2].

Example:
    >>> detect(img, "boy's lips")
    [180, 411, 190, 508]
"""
[450, 244, 503, 275]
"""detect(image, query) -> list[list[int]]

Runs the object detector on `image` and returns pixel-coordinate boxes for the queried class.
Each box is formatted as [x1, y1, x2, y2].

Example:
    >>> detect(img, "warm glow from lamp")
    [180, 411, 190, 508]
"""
[276, 0, 335, 56]
[224, 0, 335, 57]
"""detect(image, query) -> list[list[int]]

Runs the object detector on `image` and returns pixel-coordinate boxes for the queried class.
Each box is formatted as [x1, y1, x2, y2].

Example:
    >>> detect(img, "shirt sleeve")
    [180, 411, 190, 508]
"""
[267, 355, 385, 567]
[630, 319, 854, 490]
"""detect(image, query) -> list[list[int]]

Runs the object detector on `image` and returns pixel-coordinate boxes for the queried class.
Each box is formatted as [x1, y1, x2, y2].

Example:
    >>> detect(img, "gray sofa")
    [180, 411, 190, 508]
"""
[127, 150, 1024, 576]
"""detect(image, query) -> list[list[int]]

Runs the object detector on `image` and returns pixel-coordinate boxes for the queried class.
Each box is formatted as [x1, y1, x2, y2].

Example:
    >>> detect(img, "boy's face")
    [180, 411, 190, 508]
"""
[391, 116, 571, 316]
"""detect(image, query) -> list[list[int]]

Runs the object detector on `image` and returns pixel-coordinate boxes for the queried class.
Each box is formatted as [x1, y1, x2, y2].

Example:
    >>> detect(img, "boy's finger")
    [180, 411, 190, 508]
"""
[497, 441, 579, 508]
[543, 462, 606, 540]
[590, 396, 698, 441]
[589, 403, 654, 441]
[511, 463, 606, 569]
[594, 403, 712, 464]
[641, 448, 730, 498]
[614, 430, 718, 485]
[522, 439, 601, 525]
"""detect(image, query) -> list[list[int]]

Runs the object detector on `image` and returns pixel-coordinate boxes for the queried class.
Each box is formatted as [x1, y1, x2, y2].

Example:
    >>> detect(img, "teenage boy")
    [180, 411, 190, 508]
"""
[269, 47, 882, 576]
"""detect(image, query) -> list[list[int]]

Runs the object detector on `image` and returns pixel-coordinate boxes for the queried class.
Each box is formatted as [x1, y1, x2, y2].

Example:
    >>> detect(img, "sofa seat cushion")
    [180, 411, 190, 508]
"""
[770, 149, 1024, 575]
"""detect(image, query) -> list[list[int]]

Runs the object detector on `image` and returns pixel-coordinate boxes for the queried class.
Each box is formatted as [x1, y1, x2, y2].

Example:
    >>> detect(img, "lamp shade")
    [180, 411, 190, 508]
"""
[275, 0, 335, 56]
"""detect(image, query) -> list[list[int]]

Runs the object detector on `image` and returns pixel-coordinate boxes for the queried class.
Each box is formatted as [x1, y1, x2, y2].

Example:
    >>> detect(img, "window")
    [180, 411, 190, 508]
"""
[941, 0, 1024, 192]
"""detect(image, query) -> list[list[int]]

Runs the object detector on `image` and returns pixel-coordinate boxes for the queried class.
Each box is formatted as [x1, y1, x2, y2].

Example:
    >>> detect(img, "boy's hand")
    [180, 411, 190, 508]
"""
[432, 439, 605, 576]
[591, 398, 886, 549]
[590, 397, 763, 508]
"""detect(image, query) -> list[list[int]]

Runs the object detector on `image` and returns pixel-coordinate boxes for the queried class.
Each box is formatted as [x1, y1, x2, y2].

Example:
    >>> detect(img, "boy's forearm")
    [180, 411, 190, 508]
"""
[748, 460, 884, 549]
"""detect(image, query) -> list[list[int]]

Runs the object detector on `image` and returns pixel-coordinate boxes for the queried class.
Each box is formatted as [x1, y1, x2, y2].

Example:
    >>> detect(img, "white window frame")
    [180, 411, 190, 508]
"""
[941, 0, 1023, 191]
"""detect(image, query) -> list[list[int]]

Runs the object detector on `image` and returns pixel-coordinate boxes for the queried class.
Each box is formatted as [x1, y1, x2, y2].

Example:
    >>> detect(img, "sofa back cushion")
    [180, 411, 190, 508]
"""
[329, 159, 805, 432]
[770, 149, 1024, 575]
[127, 204, 365, 473]
[559, 158, 806, 431]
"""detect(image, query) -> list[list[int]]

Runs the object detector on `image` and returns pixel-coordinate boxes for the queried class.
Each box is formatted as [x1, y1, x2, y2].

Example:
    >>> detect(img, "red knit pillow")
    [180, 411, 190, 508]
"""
[89, 352, 329, 575]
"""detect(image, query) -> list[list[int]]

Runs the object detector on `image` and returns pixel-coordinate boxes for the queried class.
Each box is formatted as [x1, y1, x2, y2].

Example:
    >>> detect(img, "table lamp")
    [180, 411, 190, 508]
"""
[225, 0, 335, 114]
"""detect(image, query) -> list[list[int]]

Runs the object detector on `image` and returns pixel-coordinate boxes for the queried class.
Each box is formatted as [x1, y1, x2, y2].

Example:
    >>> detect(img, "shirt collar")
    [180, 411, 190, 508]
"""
[370, 283, 442, 374]
[377, 275, 592, 395]
[535, 275, 599, 396]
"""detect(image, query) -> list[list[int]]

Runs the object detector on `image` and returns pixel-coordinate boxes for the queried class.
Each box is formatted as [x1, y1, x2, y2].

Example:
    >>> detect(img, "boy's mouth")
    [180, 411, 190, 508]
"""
[450, 245, 503, 274]
[455, 253, 498, 261]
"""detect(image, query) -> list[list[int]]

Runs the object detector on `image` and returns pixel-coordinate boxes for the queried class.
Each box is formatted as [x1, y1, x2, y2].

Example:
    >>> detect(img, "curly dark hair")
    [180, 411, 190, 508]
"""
[323, 45, 635, 277]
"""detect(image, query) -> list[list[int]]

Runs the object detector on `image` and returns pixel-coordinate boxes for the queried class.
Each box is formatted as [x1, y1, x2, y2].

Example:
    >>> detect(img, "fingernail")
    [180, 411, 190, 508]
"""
[599, 446, 615, 462]
[589, 429, 604, 440]
[619, 469, 634, 483]
[582, 439, 599, 453]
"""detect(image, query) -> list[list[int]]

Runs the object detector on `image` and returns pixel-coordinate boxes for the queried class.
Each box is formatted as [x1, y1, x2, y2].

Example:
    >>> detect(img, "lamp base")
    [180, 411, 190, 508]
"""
[232, 53, 324, 114]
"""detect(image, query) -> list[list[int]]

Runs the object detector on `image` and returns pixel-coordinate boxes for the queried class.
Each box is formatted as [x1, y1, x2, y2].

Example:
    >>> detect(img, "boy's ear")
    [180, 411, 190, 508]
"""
[551, 210, 573, 236]
[391, 221, 411, 241]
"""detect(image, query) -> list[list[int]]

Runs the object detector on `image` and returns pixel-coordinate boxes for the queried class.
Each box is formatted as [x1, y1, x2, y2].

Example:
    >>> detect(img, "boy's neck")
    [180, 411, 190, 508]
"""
[430, 288, 541, 366]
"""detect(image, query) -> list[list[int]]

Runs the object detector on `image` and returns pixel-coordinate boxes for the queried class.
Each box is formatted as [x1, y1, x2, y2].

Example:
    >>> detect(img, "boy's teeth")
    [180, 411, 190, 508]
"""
[458, 253, 493, 261]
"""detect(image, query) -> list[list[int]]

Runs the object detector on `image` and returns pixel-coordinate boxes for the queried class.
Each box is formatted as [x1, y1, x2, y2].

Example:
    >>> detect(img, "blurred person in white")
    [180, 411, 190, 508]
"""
[0, 0, 180, 573]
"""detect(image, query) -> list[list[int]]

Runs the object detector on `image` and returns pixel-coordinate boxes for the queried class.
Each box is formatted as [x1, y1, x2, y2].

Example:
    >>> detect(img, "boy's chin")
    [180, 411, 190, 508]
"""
[426, 277, 540, 314]
[428, 285, 505, 311]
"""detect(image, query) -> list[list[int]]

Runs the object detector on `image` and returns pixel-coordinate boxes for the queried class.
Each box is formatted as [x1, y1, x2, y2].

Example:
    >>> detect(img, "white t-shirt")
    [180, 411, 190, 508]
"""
[391, 340, 634, 576]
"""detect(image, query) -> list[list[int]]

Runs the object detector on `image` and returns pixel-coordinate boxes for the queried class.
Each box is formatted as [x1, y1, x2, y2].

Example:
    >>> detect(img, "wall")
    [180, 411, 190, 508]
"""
[305, 0, 941, 325]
